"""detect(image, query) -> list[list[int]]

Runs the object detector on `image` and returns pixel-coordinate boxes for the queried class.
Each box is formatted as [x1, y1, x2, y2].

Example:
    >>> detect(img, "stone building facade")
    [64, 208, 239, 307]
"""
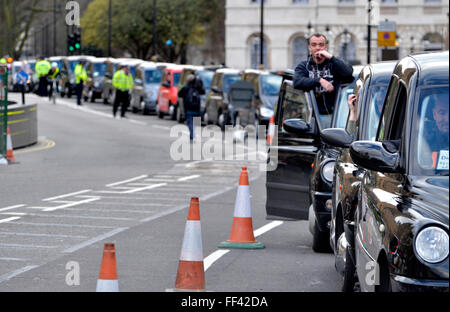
[225, 0, 449, 70]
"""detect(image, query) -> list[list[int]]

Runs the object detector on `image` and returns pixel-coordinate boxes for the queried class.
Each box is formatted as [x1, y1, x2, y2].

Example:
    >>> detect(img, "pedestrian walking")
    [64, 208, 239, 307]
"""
[74, 60, 87, 106]
[112, 65, 134, 118]
[35, 56, 51, 97]
[48, 62, 61, 101]
[15, 67, 29, 105]
[178, 74, 205, 141]
[294, 33, 354, 125]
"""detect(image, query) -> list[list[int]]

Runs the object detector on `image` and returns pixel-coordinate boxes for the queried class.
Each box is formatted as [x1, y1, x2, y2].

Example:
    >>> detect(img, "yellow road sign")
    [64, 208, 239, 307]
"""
[378, 31, 396, 47]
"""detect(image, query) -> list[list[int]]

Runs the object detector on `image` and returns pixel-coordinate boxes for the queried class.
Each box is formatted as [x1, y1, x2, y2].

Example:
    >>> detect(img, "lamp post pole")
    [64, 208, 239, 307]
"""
[108, 0, 112, 57]
[260, 0, 264, 69]
[367, 0, 372, 64]
[153, 0, 157, 58]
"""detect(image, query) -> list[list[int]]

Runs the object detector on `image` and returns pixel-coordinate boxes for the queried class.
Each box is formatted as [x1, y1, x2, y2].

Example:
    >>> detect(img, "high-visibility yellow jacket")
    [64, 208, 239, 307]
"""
[48, 67, 60, 79]
[74, 64, 87, 84]
[35, 60, 51, 78]
[112, 69, 133, 92]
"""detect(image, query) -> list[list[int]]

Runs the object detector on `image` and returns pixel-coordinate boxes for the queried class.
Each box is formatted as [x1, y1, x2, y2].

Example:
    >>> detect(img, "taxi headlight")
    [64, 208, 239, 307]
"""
[260, 107, 273, 118]
[320, 160, 335, 183]
[415, 226, 449, 264]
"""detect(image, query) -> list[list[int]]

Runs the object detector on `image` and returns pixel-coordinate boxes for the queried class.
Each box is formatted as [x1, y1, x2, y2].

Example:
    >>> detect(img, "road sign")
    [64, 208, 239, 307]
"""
[378, 21, 396, 47]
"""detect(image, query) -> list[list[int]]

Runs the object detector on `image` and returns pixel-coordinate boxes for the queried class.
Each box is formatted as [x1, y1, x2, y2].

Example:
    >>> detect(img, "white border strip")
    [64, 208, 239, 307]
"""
[43, 190, 91, 202]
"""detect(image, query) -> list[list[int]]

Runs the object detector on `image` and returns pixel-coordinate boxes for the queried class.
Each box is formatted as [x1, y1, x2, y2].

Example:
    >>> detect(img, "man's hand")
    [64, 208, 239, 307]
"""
[320, 78, 334, 93]
[348, 94, 358, 121]
[314, 50, 333, 62]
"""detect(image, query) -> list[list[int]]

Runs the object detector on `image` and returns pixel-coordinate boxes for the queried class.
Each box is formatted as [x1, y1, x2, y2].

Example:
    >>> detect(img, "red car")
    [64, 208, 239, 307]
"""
[156, 65, 183, 119]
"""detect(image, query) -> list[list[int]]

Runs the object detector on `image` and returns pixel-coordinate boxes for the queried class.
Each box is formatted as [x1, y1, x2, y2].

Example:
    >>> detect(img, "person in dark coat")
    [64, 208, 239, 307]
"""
[178, 74, 205, 141]
[294, 33, 354, 117]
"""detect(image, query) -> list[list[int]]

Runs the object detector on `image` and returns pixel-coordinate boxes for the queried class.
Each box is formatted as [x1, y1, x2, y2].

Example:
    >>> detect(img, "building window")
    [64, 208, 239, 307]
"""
[292, 0, 309, 3]
[251, 0, 266, 3]
[249, 36, 268, 69]
[424, 0, 441, 4]
[292, 37, 309, 66]
[338, 0, 354, 3]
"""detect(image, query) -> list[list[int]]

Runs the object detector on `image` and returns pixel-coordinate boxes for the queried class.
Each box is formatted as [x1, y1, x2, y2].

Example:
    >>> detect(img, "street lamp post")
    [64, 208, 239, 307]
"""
[367, 0, 372, 64]
[153, 0, 157, 58]
[108, 0, 112, 57]
[260, 0, 264, 69]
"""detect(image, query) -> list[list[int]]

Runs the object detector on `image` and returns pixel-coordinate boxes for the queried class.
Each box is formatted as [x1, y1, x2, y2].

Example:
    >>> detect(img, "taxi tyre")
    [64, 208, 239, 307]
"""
[342, 245, 357, 292]
[312, 219, 332, 253]
[89, 89, 95, 103]
[156, 103, 164, 119]
[170, 103, 177, 121]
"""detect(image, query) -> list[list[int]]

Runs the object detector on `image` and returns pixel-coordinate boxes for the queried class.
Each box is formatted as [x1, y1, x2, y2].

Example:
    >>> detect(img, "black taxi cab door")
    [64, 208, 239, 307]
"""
[266, 81, 318, 220]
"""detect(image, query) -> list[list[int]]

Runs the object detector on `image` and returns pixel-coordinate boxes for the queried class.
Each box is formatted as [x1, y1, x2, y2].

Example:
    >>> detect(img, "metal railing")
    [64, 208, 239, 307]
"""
[0, 64, 8, 157]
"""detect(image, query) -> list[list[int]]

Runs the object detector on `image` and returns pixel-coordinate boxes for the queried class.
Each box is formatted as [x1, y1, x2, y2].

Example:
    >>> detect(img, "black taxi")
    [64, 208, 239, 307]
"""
[321, 61, 396, 290]
[349, 51, 449, 292]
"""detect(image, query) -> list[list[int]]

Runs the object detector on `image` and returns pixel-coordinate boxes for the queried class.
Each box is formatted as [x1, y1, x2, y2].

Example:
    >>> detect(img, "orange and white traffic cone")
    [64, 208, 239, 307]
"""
[267, 116, 275, 145]
[170, 197, 205, 291]
[96, 243, 119, 292]
[6, 126, 15, 163]
[218, 166, 265, 249]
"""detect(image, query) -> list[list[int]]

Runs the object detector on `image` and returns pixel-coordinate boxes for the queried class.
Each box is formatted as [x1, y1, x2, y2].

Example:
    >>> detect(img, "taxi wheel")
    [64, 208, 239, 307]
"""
[342, 246, 357, 292]
[312, 220, 332, 253]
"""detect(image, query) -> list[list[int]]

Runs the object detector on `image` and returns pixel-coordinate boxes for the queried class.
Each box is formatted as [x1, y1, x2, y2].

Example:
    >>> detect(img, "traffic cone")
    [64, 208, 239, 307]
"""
[96, 243, 119, 292]
[267, 116, 275, 145]
[218, 166, 265, 249]
[171, 197, 205, 291]
[6, 126, 15, 163]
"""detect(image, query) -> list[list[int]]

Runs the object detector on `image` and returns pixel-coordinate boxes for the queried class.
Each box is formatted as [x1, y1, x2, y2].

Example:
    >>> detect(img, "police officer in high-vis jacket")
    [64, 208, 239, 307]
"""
[112, 65, 134, 118]
[35, 56, 51, 97]
[74, 60, 87, 105]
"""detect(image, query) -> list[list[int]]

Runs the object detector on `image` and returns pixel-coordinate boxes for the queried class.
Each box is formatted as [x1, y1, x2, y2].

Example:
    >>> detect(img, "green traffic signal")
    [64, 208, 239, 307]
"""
[69, 46, 75, 52]
[75, 43, 81, 49]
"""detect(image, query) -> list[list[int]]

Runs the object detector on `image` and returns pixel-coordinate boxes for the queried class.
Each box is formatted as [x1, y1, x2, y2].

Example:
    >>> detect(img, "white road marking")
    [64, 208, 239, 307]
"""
[0, 257, 28, 262]
[43, 190, 92, 201]
[63, 227, 129, 253]
[203, 221, 284, 272]
[106, 175, 148, 187]
[29, 196, 101, 212]
[10, 221, 115, 229]
[254, 221, 284, 238]
[0, 266, 39, 284]
[0, 243, 58, 249]
[23, 213, 134, 221]
[1, 212, 27, 216]
[204, 249, 230, 272]
[0, 217, 21, 224]
[177, 174, 201, 182]
[0, 231, 87, 239]
[0, 204, 26, 212]
[152, 125, 170, 130]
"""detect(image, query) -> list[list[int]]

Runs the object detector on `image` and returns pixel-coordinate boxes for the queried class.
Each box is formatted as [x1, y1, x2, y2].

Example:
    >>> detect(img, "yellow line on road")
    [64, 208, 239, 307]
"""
[14, 138, 56, 155]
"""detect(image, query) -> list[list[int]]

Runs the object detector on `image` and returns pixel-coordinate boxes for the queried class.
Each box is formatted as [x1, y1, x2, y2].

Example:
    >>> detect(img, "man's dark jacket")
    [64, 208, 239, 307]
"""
[178, 79, 205, 113]
[294, 55, 354, 114]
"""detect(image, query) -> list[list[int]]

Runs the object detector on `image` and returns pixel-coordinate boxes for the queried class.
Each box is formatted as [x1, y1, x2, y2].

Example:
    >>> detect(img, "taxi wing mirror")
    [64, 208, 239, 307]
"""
[350, 140, 400, 173]
[321, 128, 353, 148]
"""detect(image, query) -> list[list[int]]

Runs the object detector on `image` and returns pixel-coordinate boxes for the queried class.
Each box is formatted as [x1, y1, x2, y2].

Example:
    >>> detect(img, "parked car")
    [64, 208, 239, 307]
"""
[130, 61, 163, 114]
[65, 55, 96, 98]
[204, 68, 242, 130]
[347, 51, 449, 292]
[320, 61, 396, 290]
[47, 56, 70, 96]
[82, 57, 109, 103]
[156, 65, 184, 119]
[176, 66, 216, 123]
[240, 69, 283, 127]
[265, 66, 361, 253]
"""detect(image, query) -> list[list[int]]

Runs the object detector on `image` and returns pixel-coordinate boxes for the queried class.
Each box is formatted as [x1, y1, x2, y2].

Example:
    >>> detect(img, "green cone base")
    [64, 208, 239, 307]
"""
[218, 241, 265, 249]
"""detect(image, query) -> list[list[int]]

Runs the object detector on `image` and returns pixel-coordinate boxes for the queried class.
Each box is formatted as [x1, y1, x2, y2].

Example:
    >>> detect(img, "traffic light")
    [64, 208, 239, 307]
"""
[74, 31, 81, 51]
[67, 33, 75, 54]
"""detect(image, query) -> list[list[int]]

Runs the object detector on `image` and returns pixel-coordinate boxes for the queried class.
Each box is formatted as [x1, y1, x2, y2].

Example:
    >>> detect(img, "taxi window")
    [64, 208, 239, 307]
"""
[281, 85, 311, 126]
[413, 86, 449, 175]
[365, 84, 388, 141]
